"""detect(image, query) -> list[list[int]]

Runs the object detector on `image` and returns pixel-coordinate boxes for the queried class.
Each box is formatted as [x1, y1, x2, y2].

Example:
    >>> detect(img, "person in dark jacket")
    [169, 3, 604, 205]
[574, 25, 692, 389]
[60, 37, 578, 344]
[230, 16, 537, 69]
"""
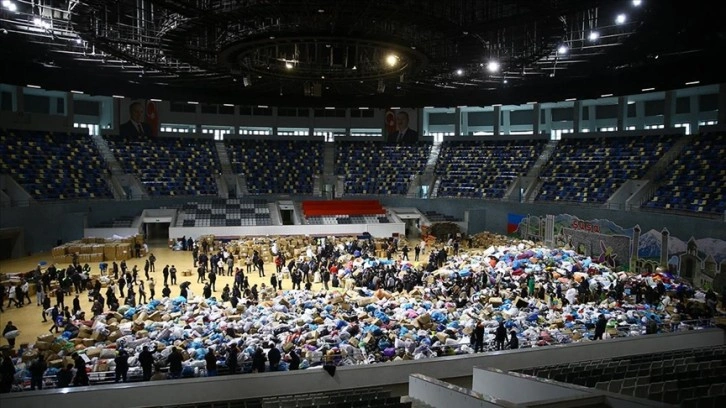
[167, 347, 183, 379]
[138, 346, 154, 381]
[114, 349, 129, 382]
[508, 330, 519, 349]
[474, 321, 485, 353]
[267, 344, 281, 371]
[29, 355, 47, 390]
[252, 347, 266, 373]
[495, 321, 507, 350]
[226, 344, 239, 375]
[288, 349, 301, 371]
[2, 321, 18, 349]
[205, 348, 217, 376]
[72, 353, 89, 386]
[0, 355, 16, 393]
[594, 314, 607, 340]
[56, 364, 74, 388]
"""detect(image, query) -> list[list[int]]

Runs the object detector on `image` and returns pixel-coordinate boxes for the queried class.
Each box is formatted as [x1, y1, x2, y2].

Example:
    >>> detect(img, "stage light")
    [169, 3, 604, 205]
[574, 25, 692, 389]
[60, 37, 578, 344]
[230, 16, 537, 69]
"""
[386, 54, 399, 67]
[632, 0, 642, 6]
[616, 14, 627, 24]
[557, 45, 568, 55]
[285, 62, 293, 69]
[588, 31, 600, 41]
[486, 61, 500, 73]
[455, 69, 463, 76]
[2, 1, 17, 12]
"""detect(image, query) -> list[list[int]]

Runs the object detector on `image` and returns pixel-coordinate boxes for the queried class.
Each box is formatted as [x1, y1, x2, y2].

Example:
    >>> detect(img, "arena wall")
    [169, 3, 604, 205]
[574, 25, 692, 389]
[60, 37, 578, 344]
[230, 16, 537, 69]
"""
[1, 196, 724, 255]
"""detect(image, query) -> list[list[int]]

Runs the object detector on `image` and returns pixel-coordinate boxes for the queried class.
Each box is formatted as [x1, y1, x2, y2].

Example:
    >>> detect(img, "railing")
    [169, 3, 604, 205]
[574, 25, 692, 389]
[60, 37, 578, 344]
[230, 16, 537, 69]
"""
[3, 319, 720, 396]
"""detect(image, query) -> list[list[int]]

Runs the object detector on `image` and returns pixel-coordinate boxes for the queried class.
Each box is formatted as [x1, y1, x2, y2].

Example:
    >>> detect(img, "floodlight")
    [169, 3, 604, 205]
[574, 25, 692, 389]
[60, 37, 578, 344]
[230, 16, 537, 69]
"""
[486, 61, 500, 73]
[588, 31, 600, 41]
[386, 54, 399, 67]
[616, 14, 627, 24]
[558, 45, 568, 55]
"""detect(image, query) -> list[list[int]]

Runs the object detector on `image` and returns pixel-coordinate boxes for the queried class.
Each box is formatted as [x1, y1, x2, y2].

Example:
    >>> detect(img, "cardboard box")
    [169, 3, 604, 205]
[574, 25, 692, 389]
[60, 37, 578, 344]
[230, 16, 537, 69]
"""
[52, 246, 67, 257]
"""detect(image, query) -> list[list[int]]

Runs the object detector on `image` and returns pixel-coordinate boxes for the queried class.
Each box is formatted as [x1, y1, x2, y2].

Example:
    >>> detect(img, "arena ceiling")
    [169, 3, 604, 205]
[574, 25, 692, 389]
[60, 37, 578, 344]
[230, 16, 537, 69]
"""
[0, 0, 724, 107]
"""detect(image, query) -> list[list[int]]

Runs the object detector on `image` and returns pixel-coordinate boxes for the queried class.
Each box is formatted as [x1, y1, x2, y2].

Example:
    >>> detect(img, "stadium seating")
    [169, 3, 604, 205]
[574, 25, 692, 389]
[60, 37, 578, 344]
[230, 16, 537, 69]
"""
[259, 387, 410, 408]
[176, 198, 272, 227]
[644, 133, 726, 215]
[0, 129, 113, 201]
[335, 142, 431, 195]
[106, 136, 220, 197]
[93, 216, 135, 228]
[302, 200, 389, 225]
[435, 140, 546, 199]
[536, 135, 675, 203]
[517, 345, 726, 406]
[226, 140, 322, 194]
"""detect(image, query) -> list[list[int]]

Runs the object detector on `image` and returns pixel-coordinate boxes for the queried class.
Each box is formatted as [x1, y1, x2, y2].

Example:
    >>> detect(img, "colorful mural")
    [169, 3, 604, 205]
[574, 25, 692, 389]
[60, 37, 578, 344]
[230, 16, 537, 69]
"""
[511, 213, 726, 291]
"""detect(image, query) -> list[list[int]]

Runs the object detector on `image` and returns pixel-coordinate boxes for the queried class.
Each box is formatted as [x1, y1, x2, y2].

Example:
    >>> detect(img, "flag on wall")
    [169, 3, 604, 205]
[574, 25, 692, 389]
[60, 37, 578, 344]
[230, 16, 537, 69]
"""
[507, 213, 526, 234]
[145, 100, 159, 138]
[384, 108, 396, 136]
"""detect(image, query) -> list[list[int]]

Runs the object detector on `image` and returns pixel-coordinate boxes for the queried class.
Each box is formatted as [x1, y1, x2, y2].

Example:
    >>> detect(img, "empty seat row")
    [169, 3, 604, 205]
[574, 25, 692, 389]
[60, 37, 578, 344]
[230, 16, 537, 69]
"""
[1, 130, 114, 201]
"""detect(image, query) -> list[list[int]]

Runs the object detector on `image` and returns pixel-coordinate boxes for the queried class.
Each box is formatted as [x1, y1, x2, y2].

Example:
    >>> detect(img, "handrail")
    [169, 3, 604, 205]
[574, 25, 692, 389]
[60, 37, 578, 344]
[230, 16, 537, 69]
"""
[4, 318, 717, 393]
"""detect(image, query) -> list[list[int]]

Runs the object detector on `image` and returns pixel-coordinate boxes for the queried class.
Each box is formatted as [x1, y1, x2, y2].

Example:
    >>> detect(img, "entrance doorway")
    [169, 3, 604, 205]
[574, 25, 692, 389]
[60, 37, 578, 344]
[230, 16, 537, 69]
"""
[281, 210, 294, 225]
[145, 222, 170, 244]
[0, 228, 23, 259]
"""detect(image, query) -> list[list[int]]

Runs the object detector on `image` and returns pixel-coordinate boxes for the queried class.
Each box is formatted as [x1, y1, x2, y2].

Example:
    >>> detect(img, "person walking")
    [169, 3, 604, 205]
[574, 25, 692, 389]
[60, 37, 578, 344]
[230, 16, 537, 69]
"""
[3, 321, 19, 349]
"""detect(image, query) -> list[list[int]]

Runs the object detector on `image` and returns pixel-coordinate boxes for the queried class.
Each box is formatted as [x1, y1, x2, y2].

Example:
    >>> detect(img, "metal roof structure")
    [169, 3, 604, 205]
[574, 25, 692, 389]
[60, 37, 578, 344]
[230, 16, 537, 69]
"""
[0, 0, 723, 107]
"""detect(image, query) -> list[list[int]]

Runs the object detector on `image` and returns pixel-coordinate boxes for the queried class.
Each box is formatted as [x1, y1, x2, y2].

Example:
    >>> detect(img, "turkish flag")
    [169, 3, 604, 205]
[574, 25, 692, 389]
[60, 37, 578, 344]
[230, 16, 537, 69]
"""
[145, 100, 159, 138]
[384, 109, 396, 135]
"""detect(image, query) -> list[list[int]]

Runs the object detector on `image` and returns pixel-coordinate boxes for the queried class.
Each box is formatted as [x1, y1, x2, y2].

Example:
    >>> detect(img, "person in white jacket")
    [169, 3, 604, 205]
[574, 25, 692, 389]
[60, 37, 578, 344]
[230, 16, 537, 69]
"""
[565, 286, 578, 306]
[21, 281, 32, 305]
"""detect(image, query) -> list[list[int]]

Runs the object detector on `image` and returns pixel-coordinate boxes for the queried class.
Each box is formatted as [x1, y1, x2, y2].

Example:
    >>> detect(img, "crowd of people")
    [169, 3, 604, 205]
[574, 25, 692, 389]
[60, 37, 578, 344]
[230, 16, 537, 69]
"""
[0, 234, 722, 393]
